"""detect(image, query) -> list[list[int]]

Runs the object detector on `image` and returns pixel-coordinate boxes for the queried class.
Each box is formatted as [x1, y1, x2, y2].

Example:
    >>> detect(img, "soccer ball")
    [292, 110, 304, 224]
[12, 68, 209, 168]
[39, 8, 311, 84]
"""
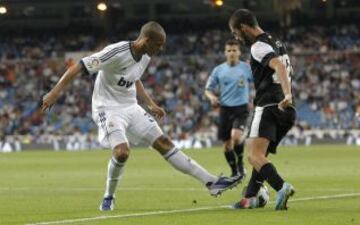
[241, 184, 270, 208]
[256, 185, 270, 208]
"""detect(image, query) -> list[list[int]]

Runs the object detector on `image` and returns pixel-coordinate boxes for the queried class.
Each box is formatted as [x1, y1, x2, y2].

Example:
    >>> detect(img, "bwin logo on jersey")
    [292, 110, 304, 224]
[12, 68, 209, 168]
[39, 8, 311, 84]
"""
[117, 77, 133, 88]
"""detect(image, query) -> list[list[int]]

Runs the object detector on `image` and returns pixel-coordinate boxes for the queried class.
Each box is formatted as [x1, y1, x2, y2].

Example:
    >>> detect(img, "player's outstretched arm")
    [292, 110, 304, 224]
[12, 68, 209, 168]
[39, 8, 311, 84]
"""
[41, 62, 83, 112]
[135, 80, 166, 119]
[269, 57, 292, 110]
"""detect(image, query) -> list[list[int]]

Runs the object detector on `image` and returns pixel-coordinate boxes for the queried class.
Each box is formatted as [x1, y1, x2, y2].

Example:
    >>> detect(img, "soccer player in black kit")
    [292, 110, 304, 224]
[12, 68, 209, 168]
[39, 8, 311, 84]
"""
[228, 9, 296, 210]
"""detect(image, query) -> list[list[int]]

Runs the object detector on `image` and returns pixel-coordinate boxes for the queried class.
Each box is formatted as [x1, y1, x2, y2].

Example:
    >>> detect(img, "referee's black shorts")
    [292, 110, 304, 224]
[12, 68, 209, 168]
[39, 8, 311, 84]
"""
[218, 104, 249, 141]
[248, 105, 296, 154]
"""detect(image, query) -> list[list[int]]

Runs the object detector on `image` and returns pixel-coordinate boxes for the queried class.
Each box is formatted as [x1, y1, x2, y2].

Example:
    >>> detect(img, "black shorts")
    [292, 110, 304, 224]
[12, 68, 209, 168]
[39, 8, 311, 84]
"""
[218, 104, 249, 141]
[248, 105, 296, 154]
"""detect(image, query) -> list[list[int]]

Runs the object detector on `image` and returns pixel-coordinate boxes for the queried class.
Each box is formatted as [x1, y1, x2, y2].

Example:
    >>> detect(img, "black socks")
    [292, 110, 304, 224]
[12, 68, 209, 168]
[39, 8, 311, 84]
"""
[245, 168, 265, 197]
[224, 150, 238, 175]
[259, 163, 284, 192]
[234, 143, 244, 169]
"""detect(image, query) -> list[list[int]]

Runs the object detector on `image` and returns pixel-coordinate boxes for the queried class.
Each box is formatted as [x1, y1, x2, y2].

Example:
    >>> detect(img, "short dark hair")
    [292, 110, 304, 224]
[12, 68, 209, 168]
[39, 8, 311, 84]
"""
[140, 21, 166, 39]
[229, 9, 258, 28]
[225, 39, 240, 47]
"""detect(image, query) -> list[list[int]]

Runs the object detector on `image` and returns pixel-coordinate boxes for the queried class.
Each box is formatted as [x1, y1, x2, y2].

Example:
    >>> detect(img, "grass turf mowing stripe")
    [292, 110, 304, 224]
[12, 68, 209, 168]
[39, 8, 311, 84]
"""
[25, 192, 360, 225]
[1, 187, 359, 192]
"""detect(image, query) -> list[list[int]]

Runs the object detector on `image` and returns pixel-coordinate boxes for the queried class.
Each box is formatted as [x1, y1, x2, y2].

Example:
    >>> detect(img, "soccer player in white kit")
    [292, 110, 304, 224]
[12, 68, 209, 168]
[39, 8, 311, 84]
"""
[41, 21, 242, 211]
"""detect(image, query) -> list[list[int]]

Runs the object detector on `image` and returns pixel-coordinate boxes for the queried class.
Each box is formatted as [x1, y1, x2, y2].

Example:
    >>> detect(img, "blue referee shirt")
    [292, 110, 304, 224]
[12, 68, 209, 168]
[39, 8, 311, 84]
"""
[206, 61, 252, 107]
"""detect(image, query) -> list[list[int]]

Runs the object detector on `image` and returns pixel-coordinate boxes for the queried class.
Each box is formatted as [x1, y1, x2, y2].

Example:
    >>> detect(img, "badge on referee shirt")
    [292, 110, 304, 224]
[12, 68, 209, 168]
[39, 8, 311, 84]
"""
[239, 78, 245, 87]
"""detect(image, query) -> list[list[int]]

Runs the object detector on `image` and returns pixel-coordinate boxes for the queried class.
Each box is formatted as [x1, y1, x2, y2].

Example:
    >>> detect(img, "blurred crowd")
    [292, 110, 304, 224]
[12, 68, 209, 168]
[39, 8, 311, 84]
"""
[0, 25, 359, 146]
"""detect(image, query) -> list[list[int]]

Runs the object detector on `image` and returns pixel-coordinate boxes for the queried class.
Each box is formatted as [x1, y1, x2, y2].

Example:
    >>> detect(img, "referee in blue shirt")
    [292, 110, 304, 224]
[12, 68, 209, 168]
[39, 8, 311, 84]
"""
[205, 39, 252, 177]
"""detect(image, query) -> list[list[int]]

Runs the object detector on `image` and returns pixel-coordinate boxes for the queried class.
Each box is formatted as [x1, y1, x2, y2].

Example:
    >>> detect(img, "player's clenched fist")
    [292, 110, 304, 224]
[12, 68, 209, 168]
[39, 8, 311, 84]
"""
[148, 104, 166, 120]
[278, 94, 293, 111]
[209, 96, 220, 107]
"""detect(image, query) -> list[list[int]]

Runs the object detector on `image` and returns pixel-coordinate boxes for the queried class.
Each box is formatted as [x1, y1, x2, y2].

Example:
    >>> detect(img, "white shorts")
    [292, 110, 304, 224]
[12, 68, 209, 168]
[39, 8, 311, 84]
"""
[92, 104, 163, 149]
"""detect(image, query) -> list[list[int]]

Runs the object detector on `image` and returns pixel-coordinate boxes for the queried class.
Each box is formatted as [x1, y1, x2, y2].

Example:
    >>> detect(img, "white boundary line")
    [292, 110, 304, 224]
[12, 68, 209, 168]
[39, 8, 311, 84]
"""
[0, 187, 204, 192]
[25, 192, 360, 225]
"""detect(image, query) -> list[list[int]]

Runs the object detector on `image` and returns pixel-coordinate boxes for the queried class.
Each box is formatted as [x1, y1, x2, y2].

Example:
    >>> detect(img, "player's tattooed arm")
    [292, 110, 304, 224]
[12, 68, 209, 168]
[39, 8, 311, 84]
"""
[135, 80, 166, 119]
[41, 62, 83, 112]
[269, 57, 292, 110]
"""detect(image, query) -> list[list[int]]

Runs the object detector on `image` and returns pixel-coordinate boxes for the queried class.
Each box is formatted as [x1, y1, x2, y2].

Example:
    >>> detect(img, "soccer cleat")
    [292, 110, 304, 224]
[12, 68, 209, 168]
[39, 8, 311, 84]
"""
[99, 196, 115, 211]
[206, 175, 243, 197]
[232, 197, 259, 209]
[275, 183, 295, 210]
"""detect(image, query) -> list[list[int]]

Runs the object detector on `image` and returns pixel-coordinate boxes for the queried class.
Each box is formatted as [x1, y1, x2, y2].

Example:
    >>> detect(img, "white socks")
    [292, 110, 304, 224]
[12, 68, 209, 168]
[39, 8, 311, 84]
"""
[103, 148, 217, 197]
[163, 147, 217, 185]
[104, 157, 125, 198]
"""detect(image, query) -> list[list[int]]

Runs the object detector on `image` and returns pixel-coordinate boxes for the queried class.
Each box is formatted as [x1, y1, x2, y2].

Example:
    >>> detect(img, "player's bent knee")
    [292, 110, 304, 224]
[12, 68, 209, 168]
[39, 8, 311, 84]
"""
[115, 150, 129, 163]
[223, 140, 233, 152]
[152, 135, 174, 154]
[248, 146, 260, 163]
[231, 129, 244, 145]
[247, 154, 255, 166]
[154, 135, 173, 148]
[248, 149, 268, 169]
[233, 137, 243, 146]
[113, 144, 130, 163]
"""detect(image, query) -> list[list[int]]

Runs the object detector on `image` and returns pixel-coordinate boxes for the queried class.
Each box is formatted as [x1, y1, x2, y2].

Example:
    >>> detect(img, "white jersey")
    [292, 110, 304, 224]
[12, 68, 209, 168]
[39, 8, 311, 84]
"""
[81, 41, 151, 110]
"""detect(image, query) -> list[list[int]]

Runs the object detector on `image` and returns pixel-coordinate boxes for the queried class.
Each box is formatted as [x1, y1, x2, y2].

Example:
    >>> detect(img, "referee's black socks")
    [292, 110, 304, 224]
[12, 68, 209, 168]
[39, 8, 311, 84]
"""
[234, 143, 244, 169]
[224, 150, 238, 176]
[259, 163, 284, 192]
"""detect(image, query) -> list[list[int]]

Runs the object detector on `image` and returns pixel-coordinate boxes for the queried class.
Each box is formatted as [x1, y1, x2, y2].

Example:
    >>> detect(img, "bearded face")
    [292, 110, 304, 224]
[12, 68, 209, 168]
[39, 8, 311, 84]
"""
[230, 25, 252, 47]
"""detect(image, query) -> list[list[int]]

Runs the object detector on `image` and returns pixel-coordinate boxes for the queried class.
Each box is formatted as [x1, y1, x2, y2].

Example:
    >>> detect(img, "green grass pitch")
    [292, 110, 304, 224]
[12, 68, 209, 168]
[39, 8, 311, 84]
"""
[0, 145, 360, 225]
